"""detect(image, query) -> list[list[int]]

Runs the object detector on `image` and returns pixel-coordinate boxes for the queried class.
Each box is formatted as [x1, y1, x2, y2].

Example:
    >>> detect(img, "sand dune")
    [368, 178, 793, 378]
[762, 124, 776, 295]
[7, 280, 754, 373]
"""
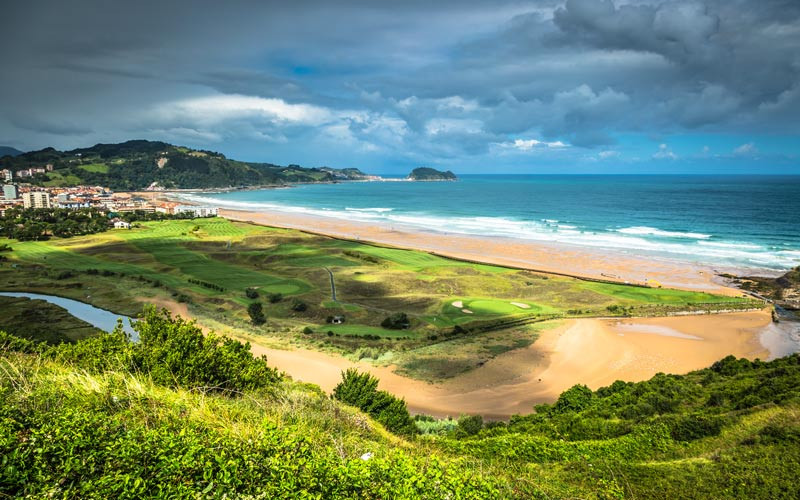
[249, 310, 772, 419]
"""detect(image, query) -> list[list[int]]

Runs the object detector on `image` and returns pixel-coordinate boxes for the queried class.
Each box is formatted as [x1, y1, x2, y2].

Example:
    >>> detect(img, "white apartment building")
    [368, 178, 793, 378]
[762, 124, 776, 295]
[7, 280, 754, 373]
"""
[22, 191, 52, 209]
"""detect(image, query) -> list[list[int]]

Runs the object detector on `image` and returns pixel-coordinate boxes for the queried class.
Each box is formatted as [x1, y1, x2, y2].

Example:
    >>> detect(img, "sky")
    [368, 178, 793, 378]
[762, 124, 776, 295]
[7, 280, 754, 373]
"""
[1, 0, 799, 174]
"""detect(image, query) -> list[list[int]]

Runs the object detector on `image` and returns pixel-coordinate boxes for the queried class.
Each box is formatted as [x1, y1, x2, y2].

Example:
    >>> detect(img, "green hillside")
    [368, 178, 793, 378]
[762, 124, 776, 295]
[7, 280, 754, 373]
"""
[1, 310, 798, 498]
[0, 140, 368, 190]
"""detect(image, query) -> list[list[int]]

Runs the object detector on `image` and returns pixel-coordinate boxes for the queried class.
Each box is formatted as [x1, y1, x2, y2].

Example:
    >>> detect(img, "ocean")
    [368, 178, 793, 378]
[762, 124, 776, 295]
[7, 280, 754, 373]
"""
[187, 175, 800, 273]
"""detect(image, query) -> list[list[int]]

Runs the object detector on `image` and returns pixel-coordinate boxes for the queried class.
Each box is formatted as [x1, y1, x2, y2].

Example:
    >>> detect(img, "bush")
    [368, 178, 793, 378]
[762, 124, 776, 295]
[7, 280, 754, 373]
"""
[458, 414, 484, 436]
[291, 299, 308, 312]
[245, 287, 259, 299]
[4, 309, 282, 395]
[333, 369, 417, 436]
[381, 312, 410, 330]
[666, 414, 724, 441]
[130, 307, 281, 393]
[247, 302, 266, 325]
[302, 326, 314, 334]
[553, 384, 593, 414]
[267, 293, 283, 303]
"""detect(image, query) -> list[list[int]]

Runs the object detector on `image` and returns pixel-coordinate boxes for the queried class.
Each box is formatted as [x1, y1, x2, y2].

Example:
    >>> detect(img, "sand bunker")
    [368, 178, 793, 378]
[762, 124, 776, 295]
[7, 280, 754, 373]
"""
[511, 302, 531, 309]
[462, 309, 473, 314]
[451, 300, 463, 308]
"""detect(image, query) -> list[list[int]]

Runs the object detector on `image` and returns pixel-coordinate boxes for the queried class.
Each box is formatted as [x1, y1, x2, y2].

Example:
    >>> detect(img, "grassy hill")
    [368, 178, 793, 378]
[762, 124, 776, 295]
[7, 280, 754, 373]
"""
[0, 140, 368, 190]
[1, 309, 798, 498]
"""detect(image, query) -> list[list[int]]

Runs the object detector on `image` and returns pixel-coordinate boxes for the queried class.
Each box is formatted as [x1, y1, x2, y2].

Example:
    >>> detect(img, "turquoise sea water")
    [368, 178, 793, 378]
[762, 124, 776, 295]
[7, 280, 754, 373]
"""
[187, 175, 800, 272]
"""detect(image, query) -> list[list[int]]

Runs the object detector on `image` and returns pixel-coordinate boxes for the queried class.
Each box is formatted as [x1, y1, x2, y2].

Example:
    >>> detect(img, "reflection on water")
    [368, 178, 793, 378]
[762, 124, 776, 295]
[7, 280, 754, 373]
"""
[0, 292, 137, 341]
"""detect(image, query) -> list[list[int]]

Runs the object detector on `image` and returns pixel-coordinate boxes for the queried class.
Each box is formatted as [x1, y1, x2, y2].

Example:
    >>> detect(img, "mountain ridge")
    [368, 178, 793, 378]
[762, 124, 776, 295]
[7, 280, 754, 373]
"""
[0, 139, 369, 190]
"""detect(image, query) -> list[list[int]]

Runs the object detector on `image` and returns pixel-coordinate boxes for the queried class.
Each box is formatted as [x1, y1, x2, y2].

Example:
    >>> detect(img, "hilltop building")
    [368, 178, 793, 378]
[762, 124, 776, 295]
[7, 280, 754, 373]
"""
[1, 169, 11, 182]
[22, 191, 51, 209]
[3, 184, 19, 200]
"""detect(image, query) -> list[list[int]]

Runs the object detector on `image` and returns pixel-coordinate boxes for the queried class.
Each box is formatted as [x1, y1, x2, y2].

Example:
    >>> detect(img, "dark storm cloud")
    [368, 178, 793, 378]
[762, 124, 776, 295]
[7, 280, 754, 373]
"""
[0, 0, 797, 170]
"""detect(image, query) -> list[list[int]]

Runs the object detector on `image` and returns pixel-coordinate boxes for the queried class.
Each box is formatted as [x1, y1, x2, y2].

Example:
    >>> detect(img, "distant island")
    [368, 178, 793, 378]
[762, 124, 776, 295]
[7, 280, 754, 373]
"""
[0, 140, 369, 190]
[407, 167, 457, 181]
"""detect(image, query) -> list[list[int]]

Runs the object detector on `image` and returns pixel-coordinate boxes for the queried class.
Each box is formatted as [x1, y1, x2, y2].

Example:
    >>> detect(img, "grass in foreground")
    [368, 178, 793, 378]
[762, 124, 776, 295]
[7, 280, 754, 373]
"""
[0, 312, 798, 499]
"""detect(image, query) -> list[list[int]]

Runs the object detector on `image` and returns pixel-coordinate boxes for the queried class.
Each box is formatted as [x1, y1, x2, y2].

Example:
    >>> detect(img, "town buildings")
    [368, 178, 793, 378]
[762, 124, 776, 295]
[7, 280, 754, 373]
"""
[22, 191, 51, 209]
[2, 184, 19, 200]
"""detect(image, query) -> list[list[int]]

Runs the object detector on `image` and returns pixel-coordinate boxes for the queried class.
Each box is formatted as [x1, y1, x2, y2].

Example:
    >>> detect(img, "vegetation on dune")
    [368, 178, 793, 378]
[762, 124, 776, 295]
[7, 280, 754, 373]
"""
[0, 310, 798, 498]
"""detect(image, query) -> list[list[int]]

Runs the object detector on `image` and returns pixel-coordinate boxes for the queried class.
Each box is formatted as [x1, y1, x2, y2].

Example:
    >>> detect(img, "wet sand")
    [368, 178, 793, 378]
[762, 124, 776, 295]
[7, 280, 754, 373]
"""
[220, 208, 742, 295]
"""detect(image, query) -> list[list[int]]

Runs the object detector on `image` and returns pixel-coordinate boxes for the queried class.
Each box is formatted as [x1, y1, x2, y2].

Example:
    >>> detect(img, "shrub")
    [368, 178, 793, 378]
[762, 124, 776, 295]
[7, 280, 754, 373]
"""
[50, 327, 133, 372]
[302, 326, 314, 334]
[131, 307, 281, 393]
[245, 287, 259, 299]
[458, 414, 484, 436]
[267, 293, 283, 303]
[333, 369, 416, 436]
[553, 384, 593, 414]
[381, 312, 410, 330]
[247, 302, 266, 325]
[0, 330, 42, 354]
[291, 299, 308, 312]
[666, 414, 724, 441]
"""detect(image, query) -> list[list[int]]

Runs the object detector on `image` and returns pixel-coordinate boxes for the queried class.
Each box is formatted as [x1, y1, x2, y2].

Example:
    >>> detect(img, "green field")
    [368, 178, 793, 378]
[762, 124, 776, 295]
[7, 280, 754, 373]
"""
[78, 162, 110, 173]
[0, 217, 759, 380]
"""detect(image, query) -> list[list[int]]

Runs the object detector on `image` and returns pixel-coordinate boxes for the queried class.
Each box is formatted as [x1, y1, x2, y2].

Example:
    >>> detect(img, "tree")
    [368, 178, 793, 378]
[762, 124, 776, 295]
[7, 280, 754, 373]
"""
[247, 302, 266, 325]
[553, 384, 593, 414]
[245, 287, 259, 299]
[333, 369, 417, 436]
[381, 312, 410, 329]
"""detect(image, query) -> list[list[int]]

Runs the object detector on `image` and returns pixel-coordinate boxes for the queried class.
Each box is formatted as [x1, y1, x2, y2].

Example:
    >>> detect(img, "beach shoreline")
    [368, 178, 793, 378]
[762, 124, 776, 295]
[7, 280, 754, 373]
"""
[217, 206, 745, 295]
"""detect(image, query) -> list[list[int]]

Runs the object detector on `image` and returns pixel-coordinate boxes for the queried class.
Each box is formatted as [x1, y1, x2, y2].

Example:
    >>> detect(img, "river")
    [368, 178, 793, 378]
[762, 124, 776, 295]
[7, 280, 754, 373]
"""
[0, 292, 138, 341]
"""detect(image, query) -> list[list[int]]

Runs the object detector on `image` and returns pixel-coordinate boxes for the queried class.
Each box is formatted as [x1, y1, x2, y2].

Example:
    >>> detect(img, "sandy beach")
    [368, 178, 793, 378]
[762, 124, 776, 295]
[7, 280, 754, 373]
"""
[219, 207, 742, 295]
[249, 310, 773, 419]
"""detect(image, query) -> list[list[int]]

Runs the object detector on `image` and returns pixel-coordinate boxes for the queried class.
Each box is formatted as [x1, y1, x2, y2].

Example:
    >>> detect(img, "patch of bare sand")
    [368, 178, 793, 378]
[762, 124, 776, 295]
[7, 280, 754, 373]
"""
[246, 310, 772, 419]
[136, 296, 191, 319]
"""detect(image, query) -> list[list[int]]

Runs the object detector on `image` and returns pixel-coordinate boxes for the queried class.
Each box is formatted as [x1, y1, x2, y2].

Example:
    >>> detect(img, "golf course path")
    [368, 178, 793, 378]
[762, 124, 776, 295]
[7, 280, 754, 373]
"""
[323, 267, 337, 301]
